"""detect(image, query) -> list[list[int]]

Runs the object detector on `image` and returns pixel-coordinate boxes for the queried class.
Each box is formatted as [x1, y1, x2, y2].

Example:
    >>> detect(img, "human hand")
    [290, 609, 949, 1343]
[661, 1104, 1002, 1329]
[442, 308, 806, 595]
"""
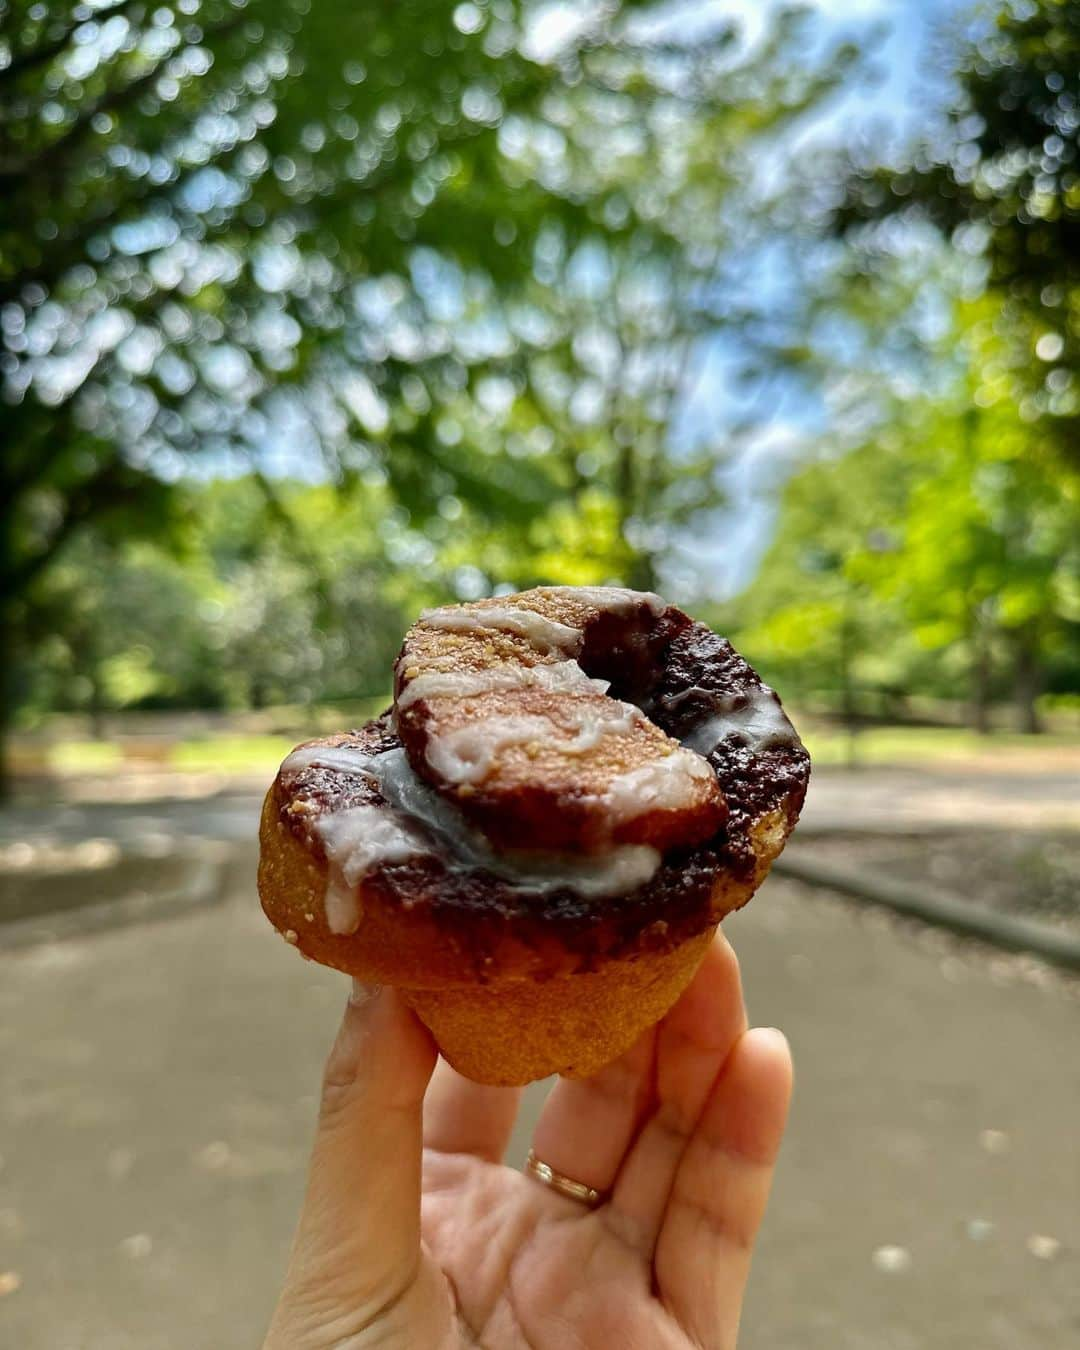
[263, 935, 792, 1350]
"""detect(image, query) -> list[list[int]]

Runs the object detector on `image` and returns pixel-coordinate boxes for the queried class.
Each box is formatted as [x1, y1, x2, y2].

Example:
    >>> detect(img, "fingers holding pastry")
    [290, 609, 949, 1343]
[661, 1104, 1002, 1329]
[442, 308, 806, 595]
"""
[654, 1026, 793, 1349]
[266, 985, 438, 1343]
[526, 1022, 659, 1200]
[599, 934, 748, 1255]
[423, 1058, 523, 1164]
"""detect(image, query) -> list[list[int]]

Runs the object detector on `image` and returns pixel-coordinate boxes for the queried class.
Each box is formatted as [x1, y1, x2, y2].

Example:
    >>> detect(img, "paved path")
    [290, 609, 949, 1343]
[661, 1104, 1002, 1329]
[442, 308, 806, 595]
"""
[800, 765, 1080, 833]
[4, 759, 1079, 856]
[1, 849, 1077, 1349]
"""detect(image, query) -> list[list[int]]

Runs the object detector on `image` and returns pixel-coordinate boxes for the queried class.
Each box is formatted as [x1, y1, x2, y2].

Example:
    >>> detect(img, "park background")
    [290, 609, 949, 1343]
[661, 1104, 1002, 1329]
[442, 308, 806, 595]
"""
[1, 0, 1078, 1346]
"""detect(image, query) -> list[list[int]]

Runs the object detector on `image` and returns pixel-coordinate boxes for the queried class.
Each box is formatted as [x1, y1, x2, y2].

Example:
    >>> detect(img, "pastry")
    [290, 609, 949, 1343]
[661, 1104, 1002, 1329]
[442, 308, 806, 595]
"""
[258, 586, 810, 1084]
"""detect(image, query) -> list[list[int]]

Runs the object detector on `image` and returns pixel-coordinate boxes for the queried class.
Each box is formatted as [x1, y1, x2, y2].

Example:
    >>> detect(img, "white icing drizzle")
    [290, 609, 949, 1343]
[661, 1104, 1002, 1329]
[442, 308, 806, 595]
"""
[378, 746, 661, 897]
[605, 748, 716, 825]
[560, 700, 645, 753]
[402, 598, 664, 791]
[396, 660, 608, 711]
[282, 744, 380, 777]
[279, 590, 785, 933]
[419, 605, 582, 655]
[488, 843, 660, 896]
[426, 714, 559, 785]
[404, 594, 675, 793]
[317, 805, 428, 933]
[534, 585, 666, 616]
[677, 686, 795, 757]
[402, 592, 668, 781]
[281, 743, 664, 932]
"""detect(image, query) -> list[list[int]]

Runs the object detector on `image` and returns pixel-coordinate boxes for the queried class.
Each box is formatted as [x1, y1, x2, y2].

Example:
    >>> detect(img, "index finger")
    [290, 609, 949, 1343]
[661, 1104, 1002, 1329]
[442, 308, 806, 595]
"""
[654, 1026, 793, 1348]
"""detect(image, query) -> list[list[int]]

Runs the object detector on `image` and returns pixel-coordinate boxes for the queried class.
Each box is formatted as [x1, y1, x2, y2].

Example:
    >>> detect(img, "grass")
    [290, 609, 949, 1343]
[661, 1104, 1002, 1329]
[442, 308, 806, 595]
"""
[802, 722, 1080, 767]
[170, 734, 298, 773]
[46, 741, 124, 773]
[21, 695, 393, 779]
[33, 733, 295, 776]
[22, 710, 1080, 780]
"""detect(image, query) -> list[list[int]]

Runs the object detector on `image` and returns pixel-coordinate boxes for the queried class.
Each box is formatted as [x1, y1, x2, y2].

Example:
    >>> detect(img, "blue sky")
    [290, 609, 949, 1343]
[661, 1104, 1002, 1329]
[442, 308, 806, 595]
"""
[661, 0, 973, 603]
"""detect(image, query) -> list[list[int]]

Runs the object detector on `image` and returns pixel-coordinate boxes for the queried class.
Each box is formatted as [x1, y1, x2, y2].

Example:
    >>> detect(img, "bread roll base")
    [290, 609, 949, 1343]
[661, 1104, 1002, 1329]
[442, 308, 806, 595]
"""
[400, 929, 715, 1085]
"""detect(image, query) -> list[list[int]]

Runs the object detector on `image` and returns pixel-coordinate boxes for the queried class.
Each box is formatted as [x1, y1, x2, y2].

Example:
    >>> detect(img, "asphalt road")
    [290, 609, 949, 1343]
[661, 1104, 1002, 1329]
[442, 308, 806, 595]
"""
[1, 849, 1077, 1349]
[2, 758, 1078, 851]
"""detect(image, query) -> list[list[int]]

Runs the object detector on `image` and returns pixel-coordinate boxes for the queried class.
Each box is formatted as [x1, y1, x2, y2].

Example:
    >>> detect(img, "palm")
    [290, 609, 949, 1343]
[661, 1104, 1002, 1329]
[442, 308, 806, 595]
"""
[416, 938, 791, 1350]
[265, 936, 791, 1350]
[421, 1152, 703, 1347]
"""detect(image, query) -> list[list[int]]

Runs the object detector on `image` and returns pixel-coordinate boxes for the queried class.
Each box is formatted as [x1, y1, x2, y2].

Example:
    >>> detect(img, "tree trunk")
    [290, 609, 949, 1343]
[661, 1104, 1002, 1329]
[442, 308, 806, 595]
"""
[838, 601, 858, 768]
[627, 550, 657, 593]
[1013, 631, 1043, 735]
[89, 666, 108, 741]
[0, 607, 13, 802]
[0, 413, 16, 801]
[970, 623, 992, 735]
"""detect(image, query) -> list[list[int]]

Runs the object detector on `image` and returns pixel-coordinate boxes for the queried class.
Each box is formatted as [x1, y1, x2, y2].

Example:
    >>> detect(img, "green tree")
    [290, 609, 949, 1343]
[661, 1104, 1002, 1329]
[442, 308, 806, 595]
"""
[730, 435, 920, 758]
[854, 300, 1080, 733]
[813, 0, 1080, 728]
[736, 293, 1080, 736]
[1, 0, 855, 787]
[14, 475, 409, 723]
[0, 0, 573, 725]
[837, 0, 1080, 474]
[15, 532, 219, 731]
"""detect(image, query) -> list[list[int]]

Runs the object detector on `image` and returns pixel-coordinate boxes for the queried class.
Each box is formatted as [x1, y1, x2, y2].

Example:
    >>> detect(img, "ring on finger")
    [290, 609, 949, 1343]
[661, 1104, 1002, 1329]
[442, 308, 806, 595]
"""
[523, 1150, 604, 1208]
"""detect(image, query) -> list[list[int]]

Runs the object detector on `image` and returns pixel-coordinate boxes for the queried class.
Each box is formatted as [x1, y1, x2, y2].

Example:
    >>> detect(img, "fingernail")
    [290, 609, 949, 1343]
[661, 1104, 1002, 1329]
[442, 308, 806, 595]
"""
[349, 978, 382, 1008]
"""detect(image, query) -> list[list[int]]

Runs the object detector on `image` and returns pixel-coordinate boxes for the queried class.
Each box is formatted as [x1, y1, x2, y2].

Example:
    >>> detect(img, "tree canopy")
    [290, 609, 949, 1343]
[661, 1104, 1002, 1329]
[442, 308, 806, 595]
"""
[741, 0, 1080, 732]
[836, 0, 1080, 471]
[2, 0, 863, 771]
[5, 0, 1078, 769]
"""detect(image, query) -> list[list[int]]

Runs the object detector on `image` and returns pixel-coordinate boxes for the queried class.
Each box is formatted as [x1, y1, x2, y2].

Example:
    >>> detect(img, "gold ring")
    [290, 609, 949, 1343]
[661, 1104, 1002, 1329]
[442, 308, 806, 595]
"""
[523, 1150, 603, 1208]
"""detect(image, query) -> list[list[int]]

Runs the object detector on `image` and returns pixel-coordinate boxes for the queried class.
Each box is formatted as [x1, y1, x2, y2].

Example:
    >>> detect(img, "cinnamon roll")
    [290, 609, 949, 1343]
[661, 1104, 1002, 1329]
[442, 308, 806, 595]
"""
[257, 586, 810, 1084]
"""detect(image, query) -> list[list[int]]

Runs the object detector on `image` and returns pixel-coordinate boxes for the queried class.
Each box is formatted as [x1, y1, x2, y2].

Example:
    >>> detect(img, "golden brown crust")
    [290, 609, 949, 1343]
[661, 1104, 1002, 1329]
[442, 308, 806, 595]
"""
[399, 684, 725, 852]
[401, 930, 717, 1084]
[394, 588, 725, 852]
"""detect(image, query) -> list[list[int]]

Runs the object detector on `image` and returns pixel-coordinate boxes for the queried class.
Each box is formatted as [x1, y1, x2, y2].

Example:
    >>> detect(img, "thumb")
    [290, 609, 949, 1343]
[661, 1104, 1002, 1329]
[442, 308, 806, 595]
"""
[267, 981, 438, 1343]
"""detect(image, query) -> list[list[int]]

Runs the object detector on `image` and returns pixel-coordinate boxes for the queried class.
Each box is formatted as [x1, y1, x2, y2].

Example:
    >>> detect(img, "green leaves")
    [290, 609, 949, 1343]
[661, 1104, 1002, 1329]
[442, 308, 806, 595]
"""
[835, 0, 1080, 470]
[0, 0, 865, 755]
[734, 286, 1080, 730]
